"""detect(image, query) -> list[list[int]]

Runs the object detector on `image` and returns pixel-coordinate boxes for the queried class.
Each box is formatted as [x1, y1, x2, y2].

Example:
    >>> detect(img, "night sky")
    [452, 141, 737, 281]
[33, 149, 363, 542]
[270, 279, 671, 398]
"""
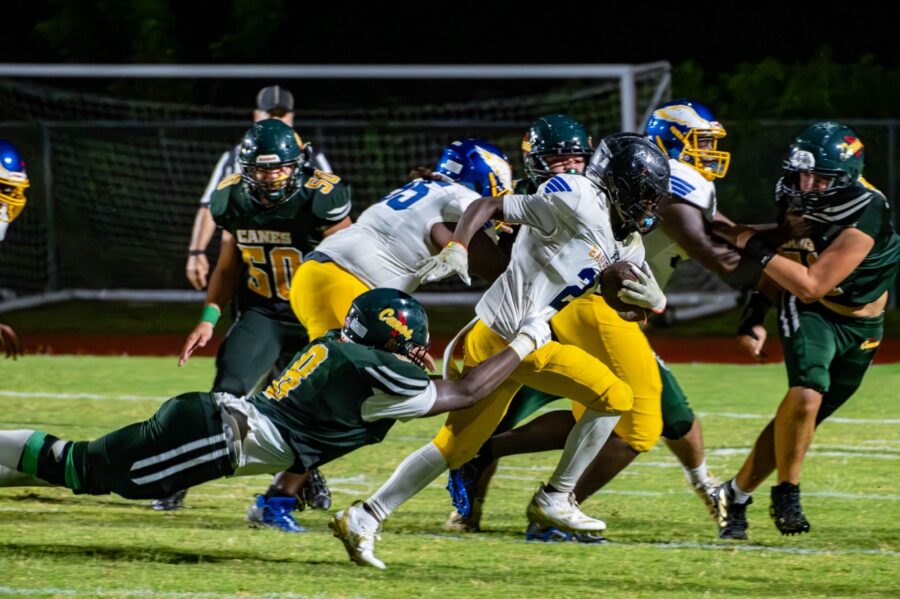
[4, 3, 894, 68]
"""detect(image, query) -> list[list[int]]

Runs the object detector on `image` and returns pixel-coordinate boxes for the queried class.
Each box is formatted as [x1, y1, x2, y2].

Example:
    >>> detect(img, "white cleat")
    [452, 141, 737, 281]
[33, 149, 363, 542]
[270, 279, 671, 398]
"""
[526, 483, 606, 533]
[329, 501, 386, 569]
[693, 475, 721, 520]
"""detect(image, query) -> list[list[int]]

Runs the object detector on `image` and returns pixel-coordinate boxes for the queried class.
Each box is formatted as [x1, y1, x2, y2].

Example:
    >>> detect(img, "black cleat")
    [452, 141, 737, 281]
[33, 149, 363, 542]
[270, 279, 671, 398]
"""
[770, 482, 811, 536]
[302, 468, 332, 510]
[151, 489, 188, 512]
[713, 481, 751, 540]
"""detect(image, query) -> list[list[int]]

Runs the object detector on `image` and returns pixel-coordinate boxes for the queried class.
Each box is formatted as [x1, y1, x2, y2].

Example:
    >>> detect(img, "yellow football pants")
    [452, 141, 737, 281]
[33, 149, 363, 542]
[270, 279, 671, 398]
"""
[432, 314, 634, 468]
[554, 296, 663, 453]
[289, 259, 370, 341]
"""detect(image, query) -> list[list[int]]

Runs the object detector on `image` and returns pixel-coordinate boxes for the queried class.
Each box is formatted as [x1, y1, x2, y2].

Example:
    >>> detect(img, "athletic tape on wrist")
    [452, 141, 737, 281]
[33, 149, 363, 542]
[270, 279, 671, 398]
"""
[508, 333, 536, 360]
[200, 304, 221, 326]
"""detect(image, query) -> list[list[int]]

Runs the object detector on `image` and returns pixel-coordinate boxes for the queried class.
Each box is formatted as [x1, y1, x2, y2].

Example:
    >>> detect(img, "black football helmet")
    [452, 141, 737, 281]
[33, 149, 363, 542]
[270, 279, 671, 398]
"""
[586, 133, 670, 241]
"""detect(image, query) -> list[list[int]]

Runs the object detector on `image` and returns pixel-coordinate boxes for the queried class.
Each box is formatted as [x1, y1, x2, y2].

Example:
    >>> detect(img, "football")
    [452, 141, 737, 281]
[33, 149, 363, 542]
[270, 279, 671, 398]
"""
[600, 261, 642, 313]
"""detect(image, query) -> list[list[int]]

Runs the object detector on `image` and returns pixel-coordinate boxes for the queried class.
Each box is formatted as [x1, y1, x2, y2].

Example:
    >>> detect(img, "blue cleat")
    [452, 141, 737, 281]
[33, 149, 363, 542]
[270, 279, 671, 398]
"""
[525, 523, 609, 544]
[246, 495, 307, 533]
[525, 523, 573, 542]
[447, 461, 482, 519]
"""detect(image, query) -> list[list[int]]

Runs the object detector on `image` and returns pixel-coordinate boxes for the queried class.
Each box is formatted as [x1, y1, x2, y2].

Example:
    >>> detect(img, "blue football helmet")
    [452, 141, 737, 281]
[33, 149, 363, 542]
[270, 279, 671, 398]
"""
[644, 99, 730, 181]
[0, 139, 29, 223]
[435, 139, 513, 197]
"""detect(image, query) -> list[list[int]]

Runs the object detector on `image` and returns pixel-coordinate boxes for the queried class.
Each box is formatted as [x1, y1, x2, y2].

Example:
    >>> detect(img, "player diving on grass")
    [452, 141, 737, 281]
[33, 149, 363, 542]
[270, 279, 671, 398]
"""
[239, 138, 515, 530]
[711, 122, 900, 539]
[329, 133, 670, 568]
[446, 103, 760, 539]
[0, 288, 552, 523]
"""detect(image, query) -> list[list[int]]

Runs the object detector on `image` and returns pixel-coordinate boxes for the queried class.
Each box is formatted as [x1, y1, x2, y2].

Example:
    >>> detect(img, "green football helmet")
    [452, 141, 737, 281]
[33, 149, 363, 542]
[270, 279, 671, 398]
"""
[782, 121, 864, 205]
[522, 114, 593, 185]
[342, 288, 431, 368]
[238, 118, 304, 208]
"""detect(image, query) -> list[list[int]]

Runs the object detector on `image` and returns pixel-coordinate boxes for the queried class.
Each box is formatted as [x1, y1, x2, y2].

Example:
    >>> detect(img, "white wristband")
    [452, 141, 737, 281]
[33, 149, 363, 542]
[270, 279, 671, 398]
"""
[508, 333, 536, 360]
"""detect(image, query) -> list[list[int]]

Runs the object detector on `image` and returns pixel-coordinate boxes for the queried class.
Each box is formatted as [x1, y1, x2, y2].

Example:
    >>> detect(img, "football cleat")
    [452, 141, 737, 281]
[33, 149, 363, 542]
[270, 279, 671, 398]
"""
[443, 498, 484, 533]
[446, 460, 484, 520]
[713, 481, 752, 540]
[770, 482, 811, 536]
[330, 501, 385, 569]
[525, 523, 609, 544]
[246, 495, 307, 533]
[525, 483, 606, 533]
[151, 489, 188, 511]
[302, 468, 332, 511]
[692, 474, 721, 520]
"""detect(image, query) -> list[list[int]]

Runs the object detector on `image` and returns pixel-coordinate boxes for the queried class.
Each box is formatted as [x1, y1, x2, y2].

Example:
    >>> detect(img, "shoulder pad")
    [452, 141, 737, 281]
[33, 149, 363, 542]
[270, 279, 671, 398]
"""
[208, 185, 233, 220]
[668, 161, 714, 210]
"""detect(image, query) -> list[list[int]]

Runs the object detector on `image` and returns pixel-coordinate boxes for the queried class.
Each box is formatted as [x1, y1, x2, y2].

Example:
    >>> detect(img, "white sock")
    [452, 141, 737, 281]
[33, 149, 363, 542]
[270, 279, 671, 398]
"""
[730, 479, 752, 504]
[366, 442, 448, 522]
[0, 464, 50, 487]
[548, 410, 620, 493]
[684, 459, 709, 486]
[0, 430, 35, 469]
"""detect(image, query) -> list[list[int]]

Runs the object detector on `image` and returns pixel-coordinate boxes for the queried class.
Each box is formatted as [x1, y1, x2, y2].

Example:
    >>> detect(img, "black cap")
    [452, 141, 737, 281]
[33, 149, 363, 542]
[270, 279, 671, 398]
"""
[255, 85, 295, 113]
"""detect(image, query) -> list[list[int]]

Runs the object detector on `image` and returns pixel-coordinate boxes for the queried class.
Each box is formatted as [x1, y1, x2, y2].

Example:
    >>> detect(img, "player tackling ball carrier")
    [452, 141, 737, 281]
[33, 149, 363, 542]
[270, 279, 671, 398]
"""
[330, 133, 670, 568]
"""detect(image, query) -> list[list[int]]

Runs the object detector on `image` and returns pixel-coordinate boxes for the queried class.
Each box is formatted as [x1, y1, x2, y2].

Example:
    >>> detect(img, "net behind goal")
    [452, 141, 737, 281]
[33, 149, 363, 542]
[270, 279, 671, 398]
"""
[0, 64, 670, 309]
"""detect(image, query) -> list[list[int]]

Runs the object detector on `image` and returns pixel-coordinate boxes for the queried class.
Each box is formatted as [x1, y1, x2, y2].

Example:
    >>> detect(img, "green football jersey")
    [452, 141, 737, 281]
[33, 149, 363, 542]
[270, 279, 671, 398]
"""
[210, 166, 352, 320]
[249, 332, 432, 470]
[776, 179, 900, 308]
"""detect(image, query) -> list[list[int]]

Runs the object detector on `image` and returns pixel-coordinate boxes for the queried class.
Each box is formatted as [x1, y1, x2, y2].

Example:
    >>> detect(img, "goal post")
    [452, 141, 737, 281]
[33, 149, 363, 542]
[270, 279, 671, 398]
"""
[0, 63, 671, 312]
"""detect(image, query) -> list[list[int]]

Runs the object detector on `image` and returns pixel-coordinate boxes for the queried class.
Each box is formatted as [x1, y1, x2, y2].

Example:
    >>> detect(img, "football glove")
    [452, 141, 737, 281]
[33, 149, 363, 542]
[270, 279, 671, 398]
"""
[416, 242, 471, 286]
[618, 262, 666, 314]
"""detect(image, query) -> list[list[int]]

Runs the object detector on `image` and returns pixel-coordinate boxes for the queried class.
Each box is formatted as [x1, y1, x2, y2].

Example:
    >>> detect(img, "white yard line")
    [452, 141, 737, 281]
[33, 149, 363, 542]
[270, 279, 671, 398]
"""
[3, 392, 899, 426]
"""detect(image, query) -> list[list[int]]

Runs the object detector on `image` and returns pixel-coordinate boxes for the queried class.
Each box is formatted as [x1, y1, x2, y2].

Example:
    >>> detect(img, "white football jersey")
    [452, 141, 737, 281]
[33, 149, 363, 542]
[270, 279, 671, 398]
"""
[315, 178, 480, 292]
[644, 159, 718, 288]
[476, 173, 646, 341]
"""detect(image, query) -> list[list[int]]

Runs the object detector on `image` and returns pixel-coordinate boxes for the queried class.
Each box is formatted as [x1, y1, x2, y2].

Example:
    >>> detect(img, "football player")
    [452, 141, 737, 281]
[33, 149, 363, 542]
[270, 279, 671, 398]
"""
[712, 122, 900, 538]
[447, 108, 740, 539]
[245, 138, 514, 529]
[185, 85, 331, 290]
[169, 119, 351, 518]
[330, 133, 670, 568]
[0, 139, 29, 359]
[0, 289, 552, 528]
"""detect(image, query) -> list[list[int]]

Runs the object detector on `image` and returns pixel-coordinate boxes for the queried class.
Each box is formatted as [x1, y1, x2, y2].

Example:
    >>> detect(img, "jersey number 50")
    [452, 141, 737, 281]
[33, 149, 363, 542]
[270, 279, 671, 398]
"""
[239, 245, 302, 300]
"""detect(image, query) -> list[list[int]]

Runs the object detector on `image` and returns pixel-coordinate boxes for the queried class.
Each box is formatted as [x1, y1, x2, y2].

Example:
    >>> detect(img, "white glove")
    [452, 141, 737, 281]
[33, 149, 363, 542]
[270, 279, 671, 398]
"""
[509, 311, 553, 359]
[618, 262, 667, 314]
[416, 242, 471, 286]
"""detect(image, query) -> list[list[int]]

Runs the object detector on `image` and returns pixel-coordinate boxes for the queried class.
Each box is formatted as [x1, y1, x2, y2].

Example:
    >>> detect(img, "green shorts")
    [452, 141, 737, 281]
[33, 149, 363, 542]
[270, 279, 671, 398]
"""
[66, 392, 235, 499]
[778, 296, 883, 424]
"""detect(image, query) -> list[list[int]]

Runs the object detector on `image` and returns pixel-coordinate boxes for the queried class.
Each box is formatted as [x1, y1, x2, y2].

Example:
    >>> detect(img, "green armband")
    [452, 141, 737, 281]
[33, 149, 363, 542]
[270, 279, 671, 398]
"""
[200, 304, 221, 326]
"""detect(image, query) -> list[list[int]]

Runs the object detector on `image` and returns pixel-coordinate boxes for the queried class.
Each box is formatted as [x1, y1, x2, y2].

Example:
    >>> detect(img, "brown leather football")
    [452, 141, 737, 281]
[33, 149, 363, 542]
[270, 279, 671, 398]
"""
[600, 261, 641, 312]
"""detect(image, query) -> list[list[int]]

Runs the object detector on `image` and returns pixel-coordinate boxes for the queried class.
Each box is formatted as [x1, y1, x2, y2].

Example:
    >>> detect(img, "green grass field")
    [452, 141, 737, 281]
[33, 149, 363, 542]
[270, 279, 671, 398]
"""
[1, 356, 899, 598]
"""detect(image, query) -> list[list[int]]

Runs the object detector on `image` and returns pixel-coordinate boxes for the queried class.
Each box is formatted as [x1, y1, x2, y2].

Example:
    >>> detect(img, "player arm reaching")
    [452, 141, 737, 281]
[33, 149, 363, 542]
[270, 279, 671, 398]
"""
[417, 195, 555, 285]
[723, 225, 874, 302]
[659, 199, 743, 276]
[179, 230, 243, 366]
